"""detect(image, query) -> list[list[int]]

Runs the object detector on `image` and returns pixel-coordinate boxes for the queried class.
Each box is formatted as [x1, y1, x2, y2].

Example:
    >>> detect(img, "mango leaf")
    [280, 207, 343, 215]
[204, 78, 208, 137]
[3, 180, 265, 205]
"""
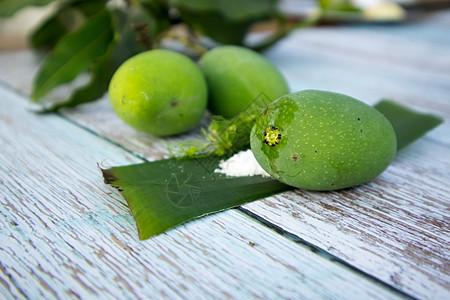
[172, 0, 278, 45]
[40, 41, 116, 112]
[171, 0, 276, 21]
[102, 99, 442, 240]
[138, 0, 171, 32]
[31, 9, 113, 102]
[0, 0, 56, 17]
[31, 0, 106, 49]
[176, 12, 254, 45]
[374, 100, 443, 151]
[31, 14, 74, 50]
[102, 156, 291, 240]
[37, 3, 166, 112]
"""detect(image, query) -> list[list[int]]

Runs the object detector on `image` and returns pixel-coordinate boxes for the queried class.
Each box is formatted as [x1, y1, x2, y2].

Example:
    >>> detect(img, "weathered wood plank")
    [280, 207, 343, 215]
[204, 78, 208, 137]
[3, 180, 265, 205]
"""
[1, 10, 449, 299]
[0, 50, 37, 95]
[0, 84, 404, 298]
[264, 26, 450, 115]
[242, 140, 450, 299]
[253, 21, 450, 299]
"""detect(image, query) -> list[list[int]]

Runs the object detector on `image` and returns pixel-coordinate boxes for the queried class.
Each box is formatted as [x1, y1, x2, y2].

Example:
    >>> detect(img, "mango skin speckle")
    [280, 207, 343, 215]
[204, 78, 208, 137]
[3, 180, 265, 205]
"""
[250, 90, 397, 191]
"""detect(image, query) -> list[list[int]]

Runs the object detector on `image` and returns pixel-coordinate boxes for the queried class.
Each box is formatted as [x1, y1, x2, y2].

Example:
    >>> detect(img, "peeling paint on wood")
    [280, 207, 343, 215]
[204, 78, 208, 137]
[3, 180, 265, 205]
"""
[1, 10, 450, 299]
[0, 81, 406, 299]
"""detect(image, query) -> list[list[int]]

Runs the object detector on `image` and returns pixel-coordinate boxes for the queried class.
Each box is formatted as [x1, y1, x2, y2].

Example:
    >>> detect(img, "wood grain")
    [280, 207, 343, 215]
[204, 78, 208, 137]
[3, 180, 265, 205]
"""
[0, 82, 405, 298]
[243, 141, 450, 298]
[247, 19, 450, 299]
[1, 9, 450, 299]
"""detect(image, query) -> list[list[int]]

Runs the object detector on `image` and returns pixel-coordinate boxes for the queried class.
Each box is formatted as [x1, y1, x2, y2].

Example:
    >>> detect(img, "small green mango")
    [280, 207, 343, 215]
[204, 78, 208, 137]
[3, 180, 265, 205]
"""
[250, 90, 397, 191]
[199, 45, 289, 118]
[109, 49, 207, 136]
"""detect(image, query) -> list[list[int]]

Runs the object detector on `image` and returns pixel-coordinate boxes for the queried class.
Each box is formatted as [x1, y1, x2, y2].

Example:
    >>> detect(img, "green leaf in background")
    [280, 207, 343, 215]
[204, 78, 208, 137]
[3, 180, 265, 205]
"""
[318, 0, 405, 23]
[172, 0, 279, 45]
[0, 0, 55, 18]
[41, 38, 117, 112]
[103, 99, 442, 240]
[38, 2, 169, 112]
[31, 0, 107, 49]
[374, 100, 444, 151]
[173, 0, 276, 21]
[319, 0, 359, 12]
[102, 156, 291, 240]
[31, 9, 113, 102]
[24, 0, 309, 111]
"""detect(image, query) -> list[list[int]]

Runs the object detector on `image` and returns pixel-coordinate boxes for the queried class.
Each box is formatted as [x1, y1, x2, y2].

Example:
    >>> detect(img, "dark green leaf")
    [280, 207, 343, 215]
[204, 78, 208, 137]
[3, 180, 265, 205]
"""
[30, 0, 106, 49]
[102, 156, 291, 240]
[30, 14, 73, 49]
[40, 41, 116, 112]
[172, 0, 276, 21]
[138, 0, 171, 32]
[31, 9, 113, 102]
[113, 2, 171, 51]
[36, 3, 171, 112]
[177, 12, 253, 45]
[0, 0, 55, 17]
[172, 0, 278, 45]
[374, 100, 443, 151]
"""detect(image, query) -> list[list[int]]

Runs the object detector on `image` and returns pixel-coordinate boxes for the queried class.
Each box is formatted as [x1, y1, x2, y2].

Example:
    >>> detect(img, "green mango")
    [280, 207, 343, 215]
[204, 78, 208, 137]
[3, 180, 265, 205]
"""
[109, 49, 207, 136]
[250, 90, 397, 191]
[199, 45, 289, 118]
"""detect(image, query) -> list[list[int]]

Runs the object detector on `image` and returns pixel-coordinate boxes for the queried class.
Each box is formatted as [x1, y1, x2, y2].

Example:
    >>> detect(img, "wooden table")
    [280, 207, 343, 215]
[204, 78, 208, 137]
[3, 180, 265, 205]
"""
[1, 8, 449, 300]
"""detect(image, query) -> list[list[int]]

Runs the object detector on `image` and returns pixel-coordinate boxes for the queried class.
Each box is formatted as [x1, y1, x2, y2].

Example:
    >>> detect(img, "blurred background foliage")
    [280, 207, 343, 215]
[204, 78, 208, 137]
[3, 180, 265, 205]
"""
[0, 0, 437, 111]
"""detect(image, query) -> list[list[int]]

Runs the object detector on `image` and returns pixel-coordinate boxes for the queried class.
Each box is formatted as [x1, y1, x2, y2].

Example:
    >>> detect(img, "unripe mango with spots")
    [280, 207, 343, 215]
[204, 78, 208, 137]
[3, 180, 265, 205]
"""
[109, 50, 207, 136]
[250, 90, 397, 191]
[199, 45, 289, 118]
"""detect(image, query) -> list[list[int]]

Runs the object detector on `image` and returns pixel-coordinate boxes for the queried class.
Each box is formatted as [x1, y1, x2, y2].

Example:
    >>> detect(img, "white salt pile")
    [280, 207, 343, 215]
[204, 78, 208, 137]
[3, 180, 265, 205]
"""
[214, 149, 271, 177]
